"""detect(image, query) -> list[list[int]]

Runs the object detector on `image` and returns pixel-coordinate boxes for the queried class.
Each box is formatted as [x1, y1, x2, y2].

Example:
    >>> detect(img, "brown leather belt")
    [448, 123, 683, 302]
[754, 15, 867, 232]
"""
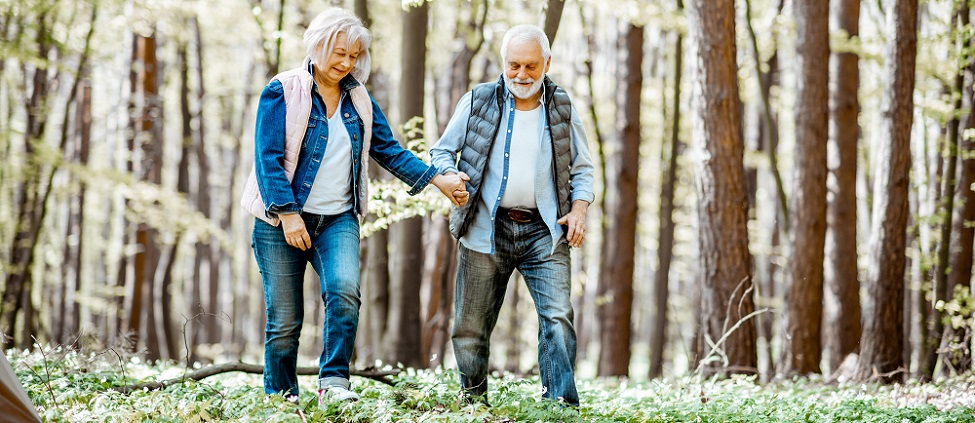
[498, 207, 538, 223]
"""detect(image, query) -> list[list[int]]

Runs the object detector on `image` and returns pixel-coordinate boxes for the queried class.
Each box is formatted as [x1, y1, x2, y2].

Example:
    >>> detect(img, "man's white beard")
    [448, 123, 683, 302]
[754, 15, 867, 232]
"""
[504, 74, 544, 99]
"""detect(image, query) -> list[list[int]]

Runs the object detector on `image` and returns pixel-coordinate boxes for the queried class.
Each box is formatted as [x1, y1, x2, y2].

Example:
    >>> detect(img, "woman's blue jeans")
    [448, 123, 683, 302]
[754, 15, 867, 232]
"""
[252, 210, 360, 397]
[451, 214, 579, 406]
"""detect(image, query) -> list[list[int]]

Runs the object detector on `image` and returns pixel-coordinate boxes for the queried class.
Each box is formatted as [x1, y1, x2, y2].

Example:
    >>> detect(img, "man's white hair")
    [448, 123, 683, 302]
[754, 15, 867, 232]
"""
[303, 8, 372, 84]
[500, 24, 551, 63]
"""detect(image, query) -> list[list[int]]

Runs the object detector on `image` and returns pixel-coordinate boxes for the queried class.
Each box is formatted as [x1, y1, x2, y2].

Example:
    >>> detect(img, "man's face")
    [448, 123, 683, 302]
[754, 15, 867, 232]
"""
[503, 38, 550, 100]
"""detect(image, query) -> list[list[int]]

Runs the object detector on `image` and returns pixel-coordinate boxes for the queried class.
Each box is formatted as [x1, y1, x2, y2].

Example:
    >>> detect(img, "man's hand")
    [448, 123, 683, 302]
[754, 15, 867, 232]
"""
[432, 172, 471, 207]
[279, 213, 311, 250]
[557, 200, 590, 248]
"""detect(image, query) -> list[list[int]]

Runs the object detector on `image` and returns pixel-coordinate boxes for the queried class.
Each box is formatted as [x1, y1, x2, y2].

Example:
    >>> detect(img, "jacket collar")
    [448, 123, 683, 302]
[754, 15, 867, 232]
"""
[494, 74, 553, 108]
[305, 57, 362, 92]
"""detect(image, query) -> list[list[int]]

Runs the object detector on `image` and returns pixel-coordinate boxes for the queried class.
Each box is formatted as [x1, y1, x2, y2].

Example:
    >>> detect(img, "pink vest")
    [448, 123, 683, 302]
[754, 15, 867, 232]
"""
[240, 58, 374, 226]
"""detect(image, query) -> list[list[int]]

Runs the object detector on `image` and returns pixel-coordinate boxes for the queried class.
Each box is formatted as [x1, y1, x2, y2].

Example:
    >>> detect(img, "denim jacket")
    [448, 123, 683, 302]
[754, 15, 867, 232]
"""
[253, 67, 438, 219]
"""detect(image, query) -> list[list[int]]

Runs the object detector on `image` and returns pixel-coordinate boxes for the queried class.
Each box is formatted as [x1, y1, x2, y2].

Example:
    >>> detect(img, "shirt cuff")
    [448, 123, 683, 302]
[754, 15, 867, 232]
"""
[408, 164, 439, 196]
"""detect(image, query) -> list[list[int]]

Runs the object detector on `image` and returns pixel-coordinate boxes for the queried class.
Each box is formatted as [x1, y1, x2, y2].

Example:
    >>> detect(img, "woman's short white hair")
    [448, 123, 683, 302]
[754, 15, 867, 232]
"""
[303, 8, 372, 84]
[500, 24, 551, 63]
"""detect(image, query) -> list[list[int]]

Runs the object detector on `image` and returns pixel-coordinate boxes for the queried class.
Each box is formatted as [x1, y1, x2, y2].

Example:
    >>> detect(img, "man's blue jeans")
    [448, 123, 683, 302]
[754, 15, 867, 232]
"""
[252, 210, 360, 397]
[452, 214, 579, 406]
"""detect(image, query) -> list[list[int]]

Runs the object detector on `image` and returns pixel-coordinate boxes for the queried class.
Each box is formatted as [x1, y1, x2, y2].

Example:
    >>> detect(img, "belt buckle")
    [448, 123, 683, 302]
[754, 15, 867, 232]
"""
[507, 207, 533, 223]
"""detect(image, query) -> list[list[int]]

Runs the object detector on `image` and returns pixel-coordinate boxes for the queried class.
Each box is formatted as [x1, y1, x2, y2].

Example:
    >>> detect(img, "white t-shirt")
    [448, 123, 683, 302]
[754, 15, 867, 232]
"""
[304, 96, 354, 215]
[499, 106, 542, 209]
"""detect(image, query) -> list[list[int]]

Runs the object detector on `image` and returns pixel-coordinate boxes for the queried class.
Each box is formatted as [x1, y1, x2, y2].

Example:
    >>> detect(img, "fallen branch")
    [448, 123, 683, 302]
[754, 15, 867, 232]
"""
[109, 363, 400, 394]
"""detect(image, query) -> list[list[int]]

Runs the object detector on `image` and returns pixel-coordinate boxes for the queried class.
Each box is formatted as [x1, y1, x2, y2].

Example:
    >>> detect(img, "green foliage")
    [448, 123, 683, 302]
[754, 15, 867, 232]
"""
[9, 349, 975, 422]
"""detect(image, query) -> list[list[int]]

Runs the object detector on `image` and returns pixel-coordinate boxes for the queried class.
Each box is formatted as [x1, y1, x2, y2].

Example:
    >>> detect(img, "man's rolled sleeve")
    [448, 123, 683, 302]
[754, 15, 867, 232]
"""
[430, 92, 474, 175]
[568, 105, 596, 204]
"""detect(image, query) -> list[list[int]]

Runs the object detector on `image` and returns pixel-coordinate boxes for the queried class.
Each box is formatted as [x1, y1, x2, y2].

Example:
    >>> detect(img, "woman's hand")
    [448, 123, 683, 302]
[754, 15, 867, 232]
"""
[432, 172, 471, 207]
[279, 213, 311, 250]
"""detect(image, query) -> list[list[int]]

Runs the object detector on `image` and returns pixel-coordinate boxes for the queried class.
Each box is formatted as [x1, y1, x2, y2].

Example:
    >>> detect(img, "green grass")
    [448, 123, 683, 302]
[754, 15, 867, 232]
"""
[9, 348, 975, 422]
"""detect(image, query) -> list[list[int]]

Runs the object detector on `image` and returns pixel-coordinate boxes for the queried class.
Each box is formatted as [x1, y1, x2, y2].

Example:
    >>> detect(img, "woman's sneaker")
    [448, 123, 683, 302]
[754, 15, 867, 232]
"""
[319, 385, 360, 403]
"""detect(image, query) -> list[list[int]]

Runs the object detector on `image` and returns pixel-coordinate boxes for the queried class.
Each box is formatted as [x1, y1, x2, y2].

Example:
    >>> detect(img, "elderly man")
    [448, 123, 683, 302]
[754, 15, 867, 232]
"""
[431, 24, 595, 406]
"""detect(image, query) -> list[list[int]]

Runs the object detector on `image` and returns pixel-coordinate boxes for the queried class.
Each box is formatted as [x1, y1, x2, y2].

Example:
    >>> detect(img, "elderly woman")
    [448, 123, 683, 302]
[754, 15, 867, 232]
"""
[241, 8, 468, 404]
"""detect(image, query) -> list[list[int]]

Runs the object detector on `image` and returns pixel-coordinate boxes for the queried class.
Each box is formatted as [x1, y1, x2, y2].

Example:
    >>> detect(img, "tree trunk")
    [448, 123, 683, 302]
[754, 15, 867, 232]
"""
[1, 11, 52, 349]
[73, 78, 92, 340]
[131, 32, 164, 361]
[855, 0, 918, 383]
[923, 3, 970, 380]
[543, 0, 565, 45]
[385, 1, 428, 368]
[596, 22, 642, 377]
[946, 13, 975, 374]
[687, 0, 757, 377]
[825, 0, 862, 375]
[650, 14, 683, 379]
[782, 0, 829, 376]
[743, 0, 789, 233]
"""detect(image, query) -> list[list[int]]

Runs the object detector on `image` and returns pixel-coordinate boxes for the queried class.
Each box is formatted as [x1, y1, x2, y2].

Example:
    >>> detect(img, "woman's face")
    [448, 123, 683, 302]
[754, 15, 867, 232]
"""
[318, 32, 362, 86]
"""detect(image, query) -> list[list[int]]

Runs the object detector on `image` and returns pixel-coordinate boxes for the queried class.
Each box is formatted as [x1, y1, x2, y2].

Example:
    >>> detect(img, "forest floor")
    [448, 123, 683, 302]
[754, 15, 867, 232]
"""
[10, 348, 975, 422]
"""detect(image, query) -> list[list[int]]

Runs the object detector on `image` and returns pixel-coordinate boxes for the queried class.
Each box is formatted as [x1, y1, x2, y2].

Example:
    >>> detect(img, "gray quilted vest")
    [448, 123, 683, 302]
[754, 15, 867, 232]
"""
[448, 75, 574, 239]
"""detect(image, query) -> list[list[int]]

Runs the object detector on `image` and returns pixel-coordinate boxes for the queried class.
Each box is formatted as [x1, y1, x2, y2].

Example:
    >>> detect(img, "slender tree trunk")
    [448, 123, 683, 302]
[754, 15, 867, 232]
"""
[385, 1, 428, 368]
[597, 22, 642, 377]
[782, 0, 829, 376]
[947, 14, 975, 374]
[825, 0, 862, 374]
[131, 32, 164, 361]
[923, 3, 970, 380]
[504, 276, 522, 373]
[543, 0, 565, 45]
[855, 0, 918, 383]
[744, 0, 785, 376]
[650, 15, 683, 379]
[576, 4, 608, 361]
[687, 0, 757, 376]
[2, 10, 52, 349]
[183, 16, 216, 350]
[743, 0, 789, 233]
[73, 78, 92, 339]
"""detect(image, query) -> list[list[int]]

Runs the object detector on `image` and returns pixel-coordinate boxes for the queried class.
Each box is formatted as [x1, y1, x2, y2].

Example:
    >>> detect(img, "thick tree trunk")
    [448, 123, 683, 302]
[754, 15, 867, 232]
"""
[687, 0, 757, 376]
[825, 0, 862, 375]
[855, 0, 918, 383]
[783, 0, 829, 376]
[385, 1, 428, 368]
[596, 22, 642, 377]
[650, 17, 683, 380]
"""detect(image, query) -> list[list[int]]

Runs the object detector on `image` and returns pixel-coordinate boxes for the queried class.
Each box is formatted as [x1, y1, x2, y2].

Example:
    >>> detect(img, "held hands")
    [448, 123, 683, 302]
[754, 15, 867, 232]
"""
[432, 172, 471, 207]
[557, 200, 590, 248]
[279, 213, 311, 251]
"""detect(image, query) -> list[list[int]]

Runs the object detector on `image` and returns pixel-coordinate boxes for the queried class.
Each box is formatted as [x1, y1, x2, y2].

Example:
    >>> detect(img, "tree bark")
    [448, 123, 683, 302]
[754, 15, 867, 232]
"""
[131, 32, 164, 361]
[782, 0, 829, 376]
[923, 3, 970, 380]
[855, 0, 918, 383]
[596, 22, 642, 377]
[650, 12, 683, 379]
[543, 0, 565, 45]
[947, 10, 975, 374]
[825, 0, 862, 375]
[1, 7, 65, 349]
[385, 1, 428, 368]
[687, 0, 757, 376]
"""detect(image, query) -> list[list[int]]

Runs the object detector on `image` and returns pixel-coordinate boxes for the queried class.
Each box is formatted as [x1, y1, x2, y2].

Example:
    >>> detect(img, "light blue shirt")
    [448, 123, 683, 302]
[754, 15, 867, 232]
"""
[430, 85, 596, 254]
